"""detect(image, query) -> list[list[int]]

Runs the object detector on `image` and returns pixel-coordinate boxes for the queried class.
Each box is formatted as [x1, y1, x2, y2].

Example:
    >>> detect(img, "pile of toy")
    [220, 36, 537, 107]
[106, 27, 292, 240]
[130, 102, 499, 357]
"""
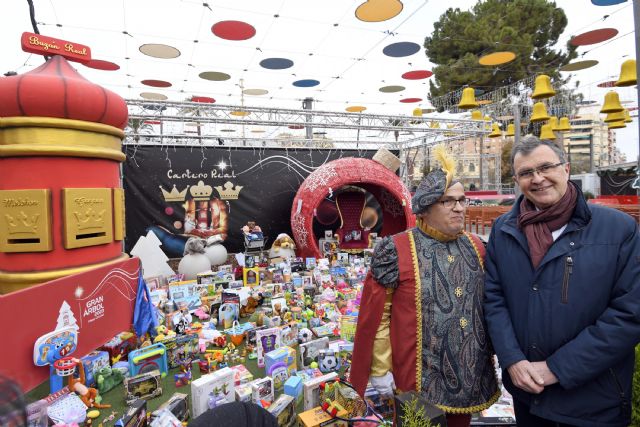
[28, 242, 394, 427]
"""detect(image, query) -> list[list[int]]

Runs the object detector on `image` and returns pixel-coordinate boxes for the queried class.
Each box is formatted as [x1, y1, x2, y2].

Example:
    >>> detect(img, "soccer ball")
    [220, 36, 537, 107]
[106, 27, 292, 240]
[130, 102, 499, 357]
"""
[318, 349, 339, 373]
[298, 328, 313, 344]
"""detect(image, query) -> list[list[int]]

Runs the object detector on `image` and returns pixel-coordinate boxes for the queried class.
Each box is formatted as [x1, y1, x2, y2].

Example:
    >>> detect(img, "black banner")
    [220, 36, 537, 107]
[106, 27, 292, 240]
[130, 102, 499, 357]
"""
[122, 145, 380, 257]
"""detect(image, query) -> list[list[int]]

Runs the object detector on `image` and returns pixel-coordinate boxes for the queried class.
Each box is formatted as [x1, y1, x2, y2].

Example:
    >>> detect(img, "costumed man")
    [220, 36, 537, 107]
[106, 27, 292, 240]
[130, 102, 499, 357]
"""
[350, 146, 499, 427]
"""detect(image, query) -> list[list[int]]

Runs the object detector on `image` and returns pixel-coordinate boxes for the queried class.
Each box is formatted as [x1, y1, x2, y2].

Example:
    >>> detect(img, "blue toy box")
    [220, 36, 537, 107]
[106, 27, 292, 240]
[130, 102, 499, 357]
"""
[80, 350, 110, 387]
[284, 375, 303, 405]
[128, 343, 169, 377]
[265, 346, 296, 376]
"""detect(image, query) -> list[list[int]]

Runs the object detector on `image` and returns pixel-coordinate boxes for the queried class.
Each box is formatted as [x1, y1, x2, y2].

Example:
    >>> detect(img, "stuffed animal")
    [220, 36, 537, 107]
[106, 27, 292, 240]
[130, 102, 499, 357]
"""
[240, 296, 259, 318]
[178, 237, 210, 280]
[268, 233, 297, 260]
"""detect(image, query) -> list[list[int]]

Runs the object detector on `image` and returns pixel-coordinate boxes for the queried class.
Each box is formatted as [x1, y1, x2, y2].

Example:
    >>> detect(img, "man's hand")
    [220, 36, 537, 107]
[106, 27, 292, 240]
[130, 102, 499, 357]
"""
[370, 372, 396, 398]
[531, 361, 559, 386]
[507, 360, 545, 394]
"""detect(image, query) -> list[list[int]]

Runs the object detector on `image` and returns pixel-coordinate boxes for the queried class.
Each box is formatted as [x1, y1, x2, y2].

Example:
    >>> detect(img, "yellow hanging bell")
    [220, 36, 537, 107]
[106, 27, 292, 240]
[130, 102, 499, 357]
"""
[615, 59, 636, 87]
[484, 116, 492, 130]
[539, 124, 556, 140]
[488, 123, 502, 138]
[608, 120, 626, 129]
[458, 87, 479, 109]
[531, 102, 550, 122]
[430, 121, 440, 129]
[624, 109, 633, 123]
[531, 74, 556, 99]
[604, 110, 625, 123]
[506, 123, 516, 137]
[548, 116, 559, 131]
[471, 110, 483, 120]
[600, 91, 624, 114]
[556, 117, 571, 131]
[412, 107, 423, 117]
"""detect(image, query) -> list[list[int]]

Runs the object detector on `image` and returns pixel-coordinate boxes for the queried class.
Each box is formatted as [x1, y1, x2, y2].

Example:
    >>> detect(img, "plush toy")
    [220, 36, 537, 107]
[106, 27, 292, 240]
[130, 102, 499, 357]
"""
[268, 233, 297, 260]
[96, 367, 124, 395]
[178, 237, 210, 280]
[204, 235, 228, 266]
[68, 359, 111, 409]
[240, 296, 259, 318]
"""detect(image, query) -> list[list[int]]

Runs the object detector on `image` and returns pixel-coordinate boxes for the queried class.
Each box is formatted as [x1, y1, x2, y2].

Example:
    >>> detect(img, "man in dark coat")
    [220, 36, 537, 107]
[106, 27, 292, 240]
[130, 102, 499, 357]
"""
[484, 136, 640, 427]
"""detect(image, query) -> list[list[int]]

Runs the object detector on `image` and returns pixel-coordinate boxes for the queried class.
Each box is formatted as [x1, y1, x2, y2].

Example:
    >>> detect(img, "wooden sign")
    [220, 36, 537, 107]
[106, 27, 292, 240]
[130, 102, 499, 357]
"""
[21, 32, 91, 63]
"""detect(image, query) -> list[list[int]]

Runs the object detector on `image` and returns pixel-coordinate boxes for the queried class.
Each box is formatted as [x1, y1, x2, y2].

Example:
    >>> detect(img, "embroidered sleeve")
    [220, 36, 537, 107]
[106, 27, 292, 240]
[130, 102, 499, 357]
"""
[371, 236, 399, 288]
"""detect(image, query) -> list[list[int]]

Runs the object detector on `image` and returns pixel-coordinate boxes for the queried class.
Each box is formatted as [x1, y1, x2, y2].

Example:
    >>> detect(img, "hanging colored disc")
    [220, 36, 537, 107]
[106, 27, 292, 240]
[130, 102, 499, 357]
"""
[402, 70, 432, 80]
[140, 92, 168, 100]
[399, 98, 422, 103]
[379, 85, 405, 93]
[597, 80, 617, 88]
[139, 44, 181, 59]
[230, 111, 250, 116]
[212, 20, 256, 41]
[83, 59, 120, 71]
[346, 106, 367, 112]
[382, 42, 421, 57]
[260, 58, 294, 70]
[478, 51, 516, 66]
[355, 0, 403, 22]
[243, 89, 269, 95]
[288, 125, 304, 129]
[477, 100, 493, 105]
[220, 129, 236, 132]
[191, 96, 215, 103]
[144, 120, 162, 125]
[591, 0, 627, 5]
[293, 79, 320, 87]
[141, 79, 172, 88]
[570, 28, 618, 46]
[251, 129, 265, 133]
[199, 71, 231, 81]
[560, 60, 599, 71]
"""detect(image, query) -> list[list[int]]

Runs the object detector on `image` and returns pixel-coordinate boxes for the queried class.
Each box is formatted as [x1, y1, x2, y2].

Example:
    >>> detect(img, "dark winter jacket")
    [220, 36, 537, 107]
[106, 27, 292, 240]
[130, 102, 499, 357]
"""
[484, 190, 640, 427]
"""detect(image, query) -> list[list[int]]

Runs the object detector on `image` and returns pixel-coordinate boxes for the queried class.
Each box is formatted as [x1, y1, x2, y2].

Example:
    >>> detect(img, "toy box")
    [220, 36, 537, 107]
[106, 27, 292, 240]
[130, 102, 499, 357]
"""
[299, 337, 329, 369]
[230, 364, 254, 386]
[235, 383, 252, 402]
[158, 333, 199, 368]
[265, 346, 297, 376]
[115, 398, 148, 427]
[168, 280, 202, 311]
[297, 406, 347, 427]
[284, 375, 303, 404]
[255, 327, 282, 367]
[100, 331, 137, 363]
[79, 350, 110, 387]
[268, 394, 296, 427]
[280, 322, 299, 347]
[317, 349, 340, 373]
[128, 343, 169, 377]
[151, 392, 189, 423]
[250, 377, 274, 405]
[303, 372, 338, 410]
[124, 370, 163, 405]
[191, 367, 235, 418]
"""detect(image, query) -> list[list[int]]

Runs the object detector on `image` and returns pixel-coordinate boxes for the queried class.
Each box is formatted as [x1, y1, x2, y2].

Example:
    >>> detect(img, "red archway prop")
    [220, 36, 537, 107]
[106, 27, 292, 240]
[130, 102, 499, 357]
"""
[291, 157, 415, 258]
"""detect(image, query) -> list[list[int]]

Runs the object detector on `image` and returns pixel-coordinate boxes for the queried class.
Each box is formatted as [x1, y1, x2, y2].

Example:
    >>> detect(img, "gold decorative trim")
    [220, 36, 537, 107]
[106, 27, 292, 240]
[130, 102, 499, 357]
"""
[0, 253, 129, 293]
[0, 117, 125, 162]
[435, 389, 501, 414]
[407, 231, 422, 392]
[464, 232, 484, 271]
[417, 217, 461, 242]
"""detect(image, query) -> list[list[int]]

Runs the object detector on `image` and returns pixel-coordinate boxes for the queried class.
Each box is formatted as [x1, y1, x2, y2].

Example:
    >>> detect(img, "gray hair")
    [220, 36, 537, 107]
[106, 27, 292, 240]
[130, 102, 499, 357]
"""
[510, 135, 567, 175]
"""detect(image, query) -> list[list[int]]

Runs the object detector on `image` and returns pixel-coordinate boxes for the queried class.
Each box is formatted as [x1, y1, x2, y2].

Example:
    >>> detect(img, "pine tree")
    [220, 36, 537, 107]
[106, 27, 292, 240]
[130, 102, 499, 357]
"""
[56, 300, 79, 333]
[425, 0, 577, 99]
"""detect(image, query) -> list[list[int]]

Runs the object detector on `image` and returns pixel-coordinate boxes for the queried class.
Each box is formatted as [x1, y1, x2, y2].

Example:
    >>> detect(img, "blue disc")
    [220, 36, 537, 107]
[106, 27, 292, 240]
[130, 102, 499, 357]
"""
[293, 79, 320, 87]
[382, 42, 421, 57]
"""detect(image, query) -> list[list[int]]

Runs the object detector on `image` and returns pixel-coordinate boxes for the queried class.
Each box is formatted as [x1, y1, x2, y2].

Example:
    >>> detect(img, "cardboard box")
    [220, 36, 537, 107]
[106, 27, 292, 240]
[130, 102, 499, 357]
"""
[116, 398, 148, 427]
[79, 350, 110, 387]
[297, 406, 348, 427]
[190, 367, 235, 418]
[250, 376, 274, 405]
[303, 372, 338, 410]
[268, 394, 296, 427]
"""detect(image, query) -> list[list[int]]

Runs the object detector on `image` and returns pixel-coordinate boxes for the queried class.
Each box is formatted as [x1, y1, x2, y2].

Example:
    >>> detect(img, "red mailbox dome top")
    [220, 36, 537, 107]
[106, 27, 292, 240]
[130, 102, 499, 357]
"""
[0, 55, 128, 129]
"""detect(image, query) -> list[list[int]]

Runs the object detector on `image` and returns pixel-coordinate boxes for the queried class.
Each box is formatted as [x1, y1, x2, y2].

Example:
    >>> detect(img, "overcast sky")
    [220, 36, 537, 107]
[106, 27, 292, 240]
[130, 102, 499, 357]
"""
[1, 0, 637, 160]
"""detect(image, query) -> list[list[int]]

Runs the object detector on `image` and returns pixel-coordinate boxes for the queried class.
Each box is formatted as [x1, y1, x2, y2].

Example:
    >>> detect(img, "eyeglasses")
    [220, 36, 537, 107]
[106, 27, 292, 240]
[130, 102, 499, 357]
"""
[438, 197, 468, 209]
[515, 162, 565, 180]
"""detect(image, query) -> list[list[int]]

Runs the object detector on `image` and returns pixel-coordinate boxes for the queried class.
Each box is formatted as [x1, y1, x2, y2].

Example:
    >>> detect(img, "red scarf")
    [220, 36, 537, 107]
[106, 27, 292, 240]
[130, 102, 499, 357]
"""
[517, 182, 577, 269]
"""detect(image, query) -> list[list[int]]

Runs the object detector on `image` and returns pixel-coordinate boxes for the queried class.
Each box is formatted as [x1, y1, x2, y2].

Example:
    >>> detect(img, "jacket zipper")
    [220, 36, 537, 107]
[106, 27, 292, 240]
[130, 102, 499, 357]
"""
[609, 368, 628, 409]
[561, 256, 573, 304]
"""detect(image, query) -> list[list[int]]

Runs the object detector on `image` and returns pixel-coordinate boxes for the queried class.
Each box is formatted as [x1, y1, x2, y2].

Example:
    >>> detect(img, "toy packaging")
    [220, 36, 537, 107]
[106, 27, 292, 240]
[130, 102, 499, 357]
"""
[128, 343, 169, 377]
[100, 331, 137, 363]
[230, 364, 254, 386]
[124, 369, 163, 405]
[158, 333, 199, 368]
[284, 375, 303, 405]
[116, 398, 148, 427]
[250, 376, 274, 405]
[297, 406, 347, 427]
[190, 367, 235, 418]
[79, 350, 110, 387]
[267, 394, 296, 427]
[235, 383, 252, 402]
[317, 348, 340, 373]
[299, 337, 329, 369]
[303, 372, 338, 410]
[265, 346, 297, 375]
[151, 392, 190, 423]
[255, 327, 282, 367]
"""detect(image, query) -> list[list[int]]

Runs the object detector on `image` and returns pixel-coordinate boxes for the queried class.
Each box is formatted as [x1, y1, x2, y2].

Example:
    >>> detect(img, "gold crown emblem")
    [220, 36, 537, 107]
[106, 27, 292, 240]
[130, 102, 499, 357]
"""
[5, 212, 39, 235]
[160, 184, 188, 202]
[74, 209, 105, 231]
[190, 180, 213, 201]
[215, 181, 243, 200]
